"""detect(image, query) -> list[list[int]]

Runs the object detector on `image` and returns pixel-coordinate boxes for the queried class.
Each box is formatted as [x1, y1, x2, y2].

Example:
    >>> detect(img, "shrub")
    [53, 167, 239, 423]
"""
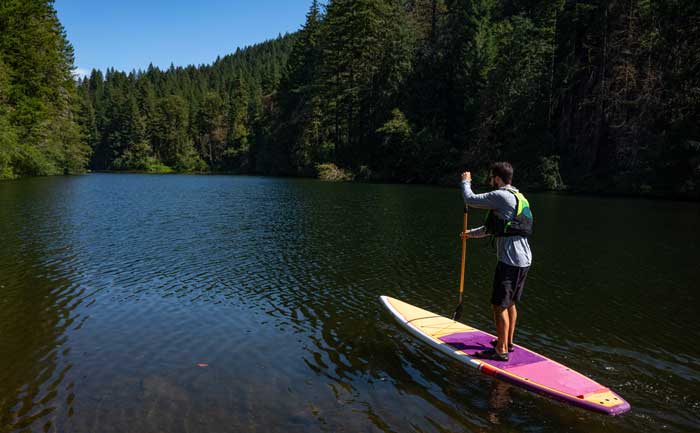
[538, 156, 565, 190]
[315, 163, 354, 181]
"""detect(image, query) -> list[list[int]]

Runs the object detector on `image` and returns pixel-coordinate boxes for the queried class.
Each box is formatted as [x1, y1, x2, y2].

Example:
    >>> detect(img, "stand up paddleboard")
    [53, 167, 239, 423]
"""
[380, 296, 630, 415]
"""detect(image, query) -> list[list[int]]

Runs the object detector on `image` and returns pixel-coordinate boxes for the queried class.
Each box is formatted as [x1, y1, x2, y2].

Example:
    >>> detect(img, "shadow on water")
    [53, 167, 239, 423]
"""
[0, 174, 698, 432]
[0, 178, 95, 432]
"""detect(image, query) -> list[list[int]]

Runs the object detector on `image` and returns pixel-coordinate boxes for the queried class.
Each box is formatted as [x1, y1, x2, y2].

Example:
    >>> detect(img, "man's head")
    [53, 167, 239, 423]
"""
[489, 162, 513, 188]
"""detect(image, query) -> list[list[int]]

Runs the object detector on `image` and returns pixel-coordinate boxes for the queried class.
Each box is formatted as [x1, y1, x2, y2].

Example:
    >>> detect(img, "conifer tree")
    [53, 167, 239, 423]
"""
[152, 95, 190, 167]
[0, 0, 89, 177]
[442, 0, 497, 146]
[321, 0, 412, 167]
[225, 75, 251, 168]
[276, 0, 324, 173]
[196, 92, 227, 167]
[0, 55, 18, 178]
[63, 0, 699, 197]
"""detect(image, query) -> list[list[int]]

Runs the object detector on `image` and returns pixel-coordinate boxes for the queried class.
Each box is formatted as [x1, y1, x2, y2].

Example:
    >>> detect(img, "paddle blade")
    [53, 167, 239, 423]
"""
[452, 303, 463, 321]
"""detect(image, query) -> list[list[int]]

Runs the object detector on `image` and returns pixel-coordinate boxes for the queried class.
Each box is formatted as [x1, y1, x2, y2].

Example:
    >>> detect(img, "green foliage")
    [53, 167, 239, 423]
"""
[378, 109, 412, 143]
[0, 0, 90, 178]
[195, 92, 227, 167]
[151, 95, 191, 168]
[315, 163, 354, 181]
[174, 143, 207, 173]
[76, 34, 295, 174]
[537, 156, 565, 190]
[0, 122, 19, 179]
[376, 109, 419, 178]
[319, 0, 413, 166]
[226, 76, 250, 160]
[274, 0, 324, 174]
[0, 56, 18, 179]
[65, 0, 699, 197]
[112, 141, 160, 171]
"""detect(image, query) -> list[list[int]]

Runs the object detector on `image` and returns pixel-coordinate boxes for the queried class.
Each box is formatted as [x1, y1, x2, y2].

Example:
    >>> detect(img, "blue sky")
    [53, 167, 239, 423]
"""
[55, 0, 311, 76]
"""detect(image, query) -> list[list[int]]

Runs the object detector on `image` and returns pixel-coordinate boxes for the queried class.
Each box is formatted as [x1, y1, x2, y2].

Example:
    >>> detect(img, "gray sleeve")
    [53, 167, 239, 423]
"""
[467, 226, 489, 239]
[461, 180, 502, 210]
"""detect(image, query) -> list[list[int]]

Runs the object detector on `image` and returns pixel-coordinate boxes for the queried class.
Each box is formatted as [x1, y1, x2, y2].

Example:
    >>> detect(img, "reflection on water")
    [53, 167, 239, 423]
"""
[0, 179, 84, 432]
[0, 174, 698, 433]
[487, 381, 514, 424]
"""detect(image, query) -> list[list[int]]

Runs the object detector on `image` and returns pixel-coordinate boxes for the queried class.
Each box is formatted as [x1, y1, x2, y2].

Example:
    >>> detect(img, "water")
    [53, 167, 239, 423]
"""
[0, 173, 698, 433]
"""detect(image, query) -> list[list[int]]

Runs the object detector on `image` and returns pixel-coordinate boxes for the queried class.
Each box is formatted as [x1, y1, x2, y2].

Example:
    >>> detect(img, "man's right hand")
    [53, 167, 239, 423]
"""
[460, 230, 469, 240]
[461, 171, 472, 182]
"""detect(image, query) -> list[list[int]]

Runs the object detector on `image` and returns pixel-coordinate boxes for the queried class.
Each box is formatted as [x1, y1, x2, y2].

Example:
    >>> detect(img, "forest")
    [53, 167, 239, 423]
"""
[1, 0, 699, 198]
[0, 0, 89, 179]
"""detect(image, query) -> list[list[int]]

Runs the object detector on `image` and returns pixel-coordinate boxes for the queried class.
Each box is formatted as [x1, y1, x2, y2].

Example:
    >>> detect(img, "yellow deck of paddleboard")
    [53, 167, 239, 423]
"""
[386, 297, 478, 338]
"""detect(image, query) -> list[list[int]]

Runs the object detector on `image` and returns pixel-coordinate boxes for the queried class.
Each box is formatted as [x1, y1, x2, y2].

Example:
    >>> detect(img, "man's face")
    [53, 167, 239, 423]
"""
[489, 173, 497, 188]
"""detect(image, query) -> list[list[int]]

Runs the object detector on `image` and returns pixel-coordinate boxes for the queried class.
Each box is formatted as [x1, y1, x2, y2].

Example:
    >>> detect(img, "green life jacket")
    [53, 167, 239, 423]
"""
[484, 189, 533, 237]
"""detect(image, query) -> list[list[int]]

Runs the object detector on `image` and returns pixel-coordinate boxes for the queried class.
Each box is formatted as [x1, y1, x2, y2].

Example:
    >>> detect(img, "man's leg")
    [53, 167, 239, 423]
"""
[507, 304, 517, 346]
[492, 305, 509, 354]
[507, 265, 528, 347]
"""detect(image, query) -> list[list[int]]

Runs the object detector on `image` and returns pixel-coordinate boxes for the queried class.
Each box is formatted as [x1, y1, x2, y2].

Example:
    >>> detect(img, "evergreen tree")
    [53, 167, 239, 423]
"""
[152, 95, 195, 168]
[321, 0, 412, 167]
[275, 0, 325, 174]
[64, 0, 699, 198]
[225, 75, 251, 169]
[195, 92, 227, 167]
[0, 55, 18, 179]
[0, 0, 89, 177]
[442, 0, 497, 146]
[77, 34, 295, 173]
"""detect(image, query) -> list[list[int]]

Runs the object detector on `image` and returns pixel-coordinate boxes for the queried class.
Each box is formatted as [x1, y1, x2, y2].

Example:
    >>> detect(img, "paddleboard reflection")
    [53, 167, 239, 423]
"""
[488, 380, 514, 424]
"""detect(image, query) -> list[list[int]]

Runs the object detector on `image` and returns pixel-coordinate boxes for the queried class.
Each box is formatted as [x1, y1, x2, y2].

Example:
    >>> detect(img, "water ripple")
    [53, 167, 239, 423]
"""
[0, 174, 698, 432]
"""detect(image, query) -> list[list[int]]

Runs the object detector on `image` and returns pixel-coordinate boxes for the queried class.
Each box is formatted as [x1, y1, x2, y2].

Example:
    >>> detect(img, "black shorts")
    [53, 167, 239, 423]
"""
[491, 261, 529, 308]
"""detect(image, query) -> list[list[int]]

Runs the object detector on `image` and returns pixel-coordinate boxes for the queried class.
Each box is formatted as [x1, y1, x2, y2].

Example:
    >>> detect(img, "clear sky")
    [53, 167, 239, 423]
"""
[55, 0, 311, 76]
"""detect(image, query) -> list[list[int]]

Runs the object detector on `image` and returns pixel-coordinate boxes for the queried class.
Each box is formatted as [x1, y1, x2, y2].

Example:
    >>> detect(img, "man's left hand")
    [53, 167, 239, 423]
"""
[461, 171, 472, 182]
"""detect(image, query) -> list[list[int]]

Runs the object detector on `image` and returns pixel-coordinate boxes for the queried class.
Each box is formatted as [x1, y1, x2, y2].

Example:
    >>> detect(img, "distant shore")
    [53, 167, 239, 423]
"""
[4, 169, 692, 202]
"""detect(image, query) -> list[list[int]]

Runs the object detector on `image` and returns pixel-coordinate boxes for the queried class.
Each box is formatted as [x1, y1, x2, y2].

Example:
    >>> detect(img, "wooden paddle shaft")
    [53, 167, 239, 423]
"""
[458, 207, 468, 303]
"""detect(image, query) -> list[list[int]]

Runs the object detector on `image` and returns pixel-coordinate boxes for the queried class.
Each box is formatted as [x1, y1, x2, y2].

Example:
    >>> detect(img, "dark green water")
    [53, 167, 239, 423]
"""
[1, 174, 698, 433]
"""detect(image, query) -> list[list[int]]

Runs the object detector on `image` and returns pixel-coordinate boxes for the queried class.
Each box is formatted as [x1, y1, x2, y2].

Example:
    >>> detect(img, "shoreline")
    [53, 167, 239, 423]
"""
[2, 170, 698, 202]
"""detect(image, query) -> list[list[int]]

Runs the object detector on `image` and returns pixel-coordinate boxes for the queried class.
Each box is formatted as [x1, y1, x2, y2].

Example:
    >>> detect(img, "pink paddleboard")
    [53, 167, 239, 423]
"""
[380, 296, 630, 415]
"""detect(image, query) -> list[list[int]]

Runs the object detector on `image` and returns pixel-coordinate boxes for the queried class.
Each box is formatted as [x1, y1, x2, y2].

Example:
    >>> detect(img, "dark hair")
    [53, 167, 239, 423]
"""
[490, 161, 513, 184]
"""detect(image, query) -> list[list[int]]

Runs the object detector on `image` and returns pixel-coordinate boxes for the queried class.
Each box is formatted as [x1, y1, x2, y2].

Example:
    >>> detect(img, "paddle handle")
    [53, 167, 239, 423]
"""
[458, 206, 468, 303]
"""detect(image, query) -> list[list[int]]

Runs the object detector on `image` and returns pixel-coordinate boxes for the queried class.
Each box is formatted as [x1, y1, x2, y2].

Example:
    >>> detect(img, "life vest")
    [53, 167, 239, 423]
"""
[484, 188, 533, 237]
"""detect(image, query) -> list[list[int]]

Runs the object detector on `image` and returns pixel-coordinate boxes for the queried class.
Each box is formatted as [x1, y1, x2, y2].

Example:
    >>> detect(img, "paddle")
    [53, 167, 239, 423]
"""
[452, 205, 468, 321]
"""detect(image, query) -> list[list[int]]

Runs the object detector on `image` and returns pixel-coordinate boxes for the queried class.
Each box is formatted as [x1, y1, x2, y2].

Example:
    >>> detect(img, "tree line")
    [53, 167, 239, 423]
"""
[2, 1, 699, 198]
[76, 36, 294, 173]
[271, 0, 699, 195]
[0, 0, 89, 179]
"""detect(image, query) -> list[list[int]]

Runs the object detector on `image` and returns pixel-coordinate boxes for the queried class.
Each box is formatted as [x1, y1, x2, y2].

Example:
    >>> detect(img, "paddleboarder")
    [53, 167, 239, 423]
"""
[460, 162, 533, 361]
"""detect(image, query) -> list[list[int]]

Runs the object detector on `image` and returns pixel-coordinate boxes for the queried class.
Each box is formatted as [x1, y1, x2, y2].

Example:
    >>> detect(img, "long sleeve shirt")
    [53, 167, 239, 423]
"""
[461, 180, 532, 268]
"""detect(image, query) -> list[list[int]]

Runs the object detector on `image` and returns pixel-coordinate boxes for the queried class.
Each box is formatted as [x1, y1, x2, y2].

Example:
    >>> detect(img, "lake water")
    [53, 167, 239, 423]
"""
[1, 174, 698, 433]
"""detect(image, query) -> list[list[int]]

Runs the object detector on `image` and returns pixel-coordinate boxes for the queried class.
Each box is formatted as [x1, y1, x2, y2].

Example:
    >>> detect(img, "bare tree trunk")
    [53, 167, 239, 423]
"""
[548, 7, 558, 128]
[334, 70, 340, 161]
[598, 2, 609, 162]
[431, 0, 437, 44]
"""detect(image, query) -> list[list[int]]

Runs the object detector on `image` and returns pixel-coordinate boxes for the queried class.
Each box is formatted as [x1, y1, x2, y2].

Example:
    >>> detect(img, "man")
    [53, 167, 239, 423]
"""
[461, 162, 533, 361]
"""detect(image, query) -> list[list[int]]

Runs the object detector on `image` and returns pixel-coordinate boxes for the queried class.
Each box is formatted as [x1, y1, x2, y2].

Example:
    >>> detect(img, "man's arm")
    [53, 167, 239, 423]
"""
[467, 226, 489, 239]
[459, 172, 496, 239]
[461, 179, 502, 210]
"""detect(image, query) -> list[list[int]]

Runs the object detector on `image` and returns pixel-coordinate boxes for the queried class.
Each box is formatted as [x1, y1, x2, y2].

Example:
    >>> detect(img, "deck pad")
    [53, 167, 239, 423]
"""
[439, 331, 605, 396]
[381, 296, 630, 415]
[439, 331, 543, 368]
